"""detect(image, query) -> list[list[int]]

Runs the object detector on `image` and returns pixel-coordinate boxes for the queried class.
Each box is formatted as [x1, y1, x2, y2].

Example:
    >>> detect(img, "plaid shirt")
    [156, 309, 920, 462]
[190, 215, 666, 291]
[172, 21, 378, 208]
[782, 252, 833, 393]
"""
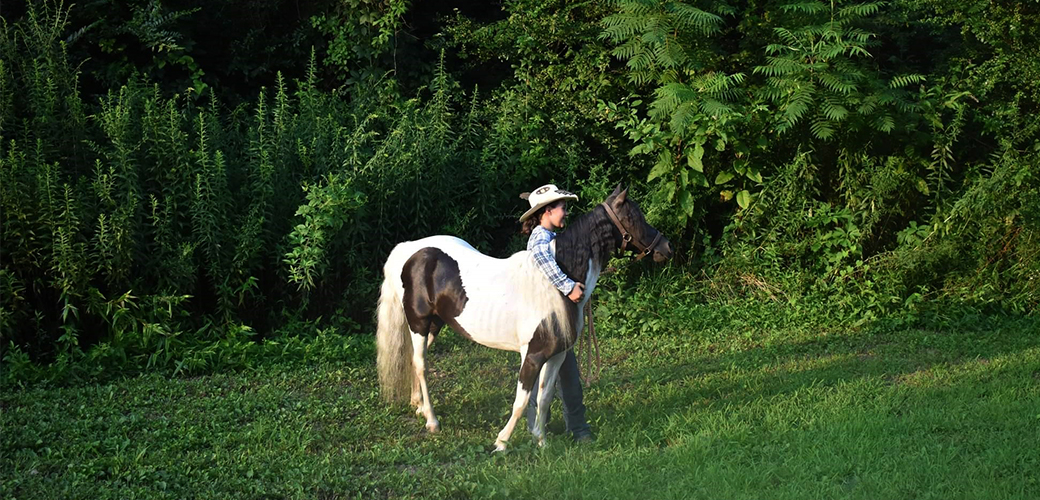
[527, 225, 576, 294]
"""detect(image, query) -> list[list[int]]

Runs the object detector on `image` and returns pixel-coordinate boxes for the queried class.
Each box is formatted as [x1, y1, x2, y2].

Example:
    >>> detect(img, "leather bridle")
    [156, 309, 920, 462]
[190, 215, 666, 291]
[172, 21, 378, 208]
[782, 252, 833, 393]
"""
[600, 202, 663, 261]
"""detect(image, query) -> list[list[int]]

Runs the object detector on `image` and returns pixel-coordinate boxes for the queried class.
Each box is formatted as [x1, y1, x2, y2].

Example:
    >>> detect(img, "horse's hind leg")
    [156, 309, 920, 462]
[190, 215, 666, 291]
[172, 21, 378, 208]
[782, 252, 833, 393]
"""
[411, 332, 438, 416]
[410, 376, 422, 416]
[532, 351, 566, 446]
[410, 331, 440, 433]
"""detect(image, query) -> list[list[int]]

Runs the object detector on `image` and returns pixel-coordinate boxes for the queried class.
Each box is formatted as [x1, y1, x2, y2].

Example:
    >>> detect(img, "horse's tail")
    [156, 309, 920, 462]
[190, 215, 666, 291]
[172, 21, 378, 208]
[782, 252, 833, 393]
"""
[376, 250, 413, 402]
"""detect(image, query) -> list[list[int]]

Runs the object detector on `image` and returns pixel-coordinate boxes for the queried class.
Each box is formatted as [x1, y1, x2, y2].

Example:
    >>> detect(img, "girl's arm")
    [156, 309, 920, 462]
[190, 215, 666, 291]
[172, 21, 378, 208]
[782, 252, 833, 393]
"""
[528, 230, 577, 294]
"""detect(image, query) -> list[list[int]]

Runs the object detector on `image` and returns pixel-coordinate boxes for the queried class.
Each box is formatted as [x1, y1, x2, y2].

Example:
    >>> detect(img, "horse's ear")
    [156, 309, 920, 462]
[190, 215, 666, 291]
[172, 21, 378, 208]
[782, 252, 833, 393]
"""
[519, 192, 531, 200]
[610, 183, 622, 197]
[613, 186, 628, 207]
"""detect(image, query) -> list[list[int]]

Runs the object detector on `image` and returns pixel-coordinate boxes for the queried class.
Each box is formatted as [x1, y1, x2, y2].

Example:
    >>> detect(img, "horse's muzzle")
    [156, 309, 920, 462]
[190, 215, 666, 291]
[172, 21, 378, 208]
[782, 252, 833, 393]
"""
[652, 237, 673, 262]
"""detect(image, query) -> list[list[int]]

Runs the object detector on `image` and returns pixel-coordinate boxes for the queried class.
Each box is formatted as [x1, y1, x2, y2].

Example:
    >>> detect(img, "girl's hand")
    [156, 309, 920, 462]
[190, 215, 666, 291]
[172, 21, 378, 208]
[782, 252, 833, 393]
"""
[568, 282, 585, 303]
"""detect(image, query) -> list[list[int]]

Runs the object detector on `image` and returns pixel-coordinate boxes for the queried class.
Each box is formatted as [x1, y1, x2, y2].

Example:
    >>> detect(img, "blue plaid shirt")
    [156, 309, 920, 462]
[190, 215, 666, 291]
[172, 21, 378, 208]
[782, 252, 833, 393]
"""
[527, 225, 577, 294]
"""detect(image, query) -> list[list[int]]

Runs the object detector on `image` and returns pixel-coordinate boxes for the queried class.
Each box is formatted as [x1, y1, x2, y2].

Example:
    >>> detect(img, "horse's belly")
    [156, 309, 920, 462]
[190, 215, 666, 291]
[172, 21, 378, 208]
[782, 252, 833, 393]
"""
[452, 305, 522, 352]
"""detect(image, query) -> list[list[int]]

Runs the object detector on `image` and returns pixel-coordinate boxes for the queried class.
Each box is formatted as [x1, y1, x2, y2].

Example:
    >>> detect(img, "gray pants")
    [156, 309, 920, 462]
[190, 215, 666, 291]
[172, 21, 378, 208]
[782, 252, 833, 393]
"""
[526, 348, 591, 438]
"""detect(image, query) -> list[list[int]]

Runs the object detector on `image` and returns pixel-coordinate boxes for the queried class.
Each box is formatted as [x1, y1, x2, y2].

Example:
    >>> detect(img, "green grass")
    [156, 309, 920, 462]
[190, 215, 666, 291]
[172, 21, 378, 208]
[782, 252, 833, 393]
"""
[3, 299, 1039, 499]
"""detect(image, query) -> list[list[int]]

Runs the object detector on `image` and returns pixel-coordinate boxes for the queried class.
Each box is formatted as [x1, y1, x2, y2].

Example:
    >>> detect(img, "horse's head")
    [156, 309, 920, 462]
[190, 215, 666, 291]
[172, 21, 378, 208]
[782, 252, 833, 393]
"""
[602, 185, 673, 263]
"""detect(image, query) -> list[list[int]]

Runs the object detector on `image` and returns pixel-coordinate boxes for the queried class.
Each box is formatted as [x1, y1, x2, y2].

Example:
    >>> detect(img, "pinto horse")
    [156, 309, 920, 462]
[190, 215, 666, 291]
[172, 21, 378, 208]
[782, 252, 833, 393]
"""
[375, 186, 672, 450]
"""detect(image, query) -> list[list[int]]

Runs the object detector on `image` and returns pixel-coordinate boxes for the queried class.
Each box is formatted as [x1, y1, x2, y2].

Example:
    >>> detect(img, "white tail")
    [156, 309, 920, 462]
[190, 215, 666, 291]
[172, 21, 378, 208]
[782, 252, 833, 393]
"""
[375, 263, 413, 402]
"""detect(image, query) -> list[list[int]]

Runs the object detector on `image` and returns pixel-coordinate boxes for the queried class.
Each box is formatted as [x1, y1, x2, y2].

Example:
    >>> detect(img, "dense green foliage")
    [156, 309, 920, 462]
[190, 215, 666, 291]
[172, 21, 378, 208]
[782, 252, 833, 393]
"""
[1, 0, 1037, 383]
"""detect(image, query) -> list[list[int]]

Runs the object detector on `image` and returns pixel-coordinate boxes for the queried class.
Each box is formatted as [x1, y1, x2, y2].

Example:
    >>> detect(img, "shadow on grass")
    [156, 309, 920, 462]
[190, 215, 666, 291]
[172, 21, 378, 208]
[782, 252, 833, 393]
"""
[593, 314, 1040, 441]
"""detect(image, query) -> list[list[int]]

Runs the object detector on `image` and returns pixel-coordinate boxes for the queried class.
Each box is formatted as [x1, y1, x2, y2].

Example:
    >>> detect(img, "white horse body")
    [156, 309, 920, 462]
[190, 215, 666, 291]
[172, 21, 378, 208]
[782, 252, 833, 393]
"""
[382, 235, 588, 352]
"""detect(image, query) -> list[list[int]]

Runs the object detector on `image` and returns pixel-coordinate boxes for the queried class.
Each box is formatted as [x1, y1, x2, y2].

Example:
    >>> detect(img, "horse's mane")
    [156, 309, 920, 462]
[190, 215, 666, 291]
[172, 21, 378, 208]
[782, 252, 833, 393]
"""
[554, 200, 619, 282]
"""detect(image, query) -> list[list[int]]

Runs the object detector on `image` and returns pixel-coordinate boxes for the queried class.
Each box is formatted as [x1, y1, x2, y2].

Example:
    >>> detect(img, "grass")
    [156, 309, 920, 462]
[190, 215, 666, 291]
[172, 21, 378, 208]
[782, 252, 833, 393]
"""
[3, 296, 1039, 499]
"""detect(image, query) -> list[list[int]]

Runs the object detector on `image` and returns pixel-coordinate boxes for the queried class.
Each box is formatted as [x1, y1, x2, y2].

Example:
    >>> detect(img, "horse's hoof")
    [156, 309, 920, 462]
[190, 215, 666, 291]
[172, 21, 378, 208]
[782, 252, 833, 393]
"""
[493, 441, 508, 452]
[415, 406, 423, 416]
[426, 421, 440, 433]
[531, 431, 545, 446]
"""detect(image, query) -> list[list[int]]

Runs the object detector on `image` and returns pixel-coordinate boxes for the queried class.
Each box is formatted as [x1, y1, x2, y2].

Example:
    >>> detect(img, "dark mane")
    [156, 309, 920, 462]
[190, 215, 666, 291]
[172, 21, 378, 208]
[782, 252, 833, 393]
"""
[554, 204, 619, 282]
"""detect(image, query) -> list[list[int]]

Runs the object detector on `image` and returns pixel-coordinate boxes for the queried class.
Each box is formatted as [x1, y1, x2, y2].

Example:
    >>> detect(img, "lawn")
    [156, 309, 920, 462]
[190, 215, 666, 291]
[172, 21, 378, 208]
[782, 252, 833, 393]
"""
[3, 300, 1039, 499]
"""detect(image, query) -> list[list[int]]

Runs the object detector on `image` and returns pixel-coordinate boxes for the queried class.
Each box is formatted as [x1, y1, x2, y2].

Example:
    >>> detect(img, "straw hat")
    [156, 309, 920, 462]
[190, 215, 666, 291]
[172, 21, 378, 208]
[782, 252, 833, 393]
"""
[519, 184, 578, 221]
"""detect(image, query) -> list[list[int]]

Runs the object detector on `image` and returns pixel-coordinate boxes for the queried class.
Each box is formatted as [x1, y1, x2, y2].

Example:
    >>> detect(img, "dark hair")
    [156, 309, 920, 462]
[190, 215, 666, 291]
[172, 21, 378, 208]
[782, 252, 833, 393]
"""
[521, 201, 563, 235]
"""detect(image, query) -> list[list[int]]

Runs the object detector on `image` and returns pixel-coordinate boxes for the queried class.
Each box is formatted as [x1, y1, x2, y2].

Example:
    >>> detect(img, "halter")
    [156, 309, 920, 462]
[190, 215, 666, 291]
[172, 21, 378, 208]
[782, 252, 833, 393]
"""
[600, 202, 663, 261]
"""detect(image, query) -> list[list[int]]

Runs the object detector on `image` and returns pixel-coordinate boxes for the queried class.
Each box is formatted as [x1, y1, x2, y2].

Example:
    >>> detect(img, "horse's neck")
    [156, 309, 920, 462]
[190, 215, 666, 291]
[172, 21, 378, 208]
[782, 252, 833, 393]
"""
[555, 208, 616, 283]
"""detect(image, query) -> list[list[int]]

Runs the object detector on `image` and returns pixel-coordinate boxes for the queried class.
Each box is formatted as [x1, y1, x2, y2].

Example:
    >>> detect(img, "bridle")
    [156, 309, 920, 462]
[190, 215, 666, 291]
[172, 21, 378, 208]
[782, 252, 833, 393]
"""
[600, 202, 663, 261]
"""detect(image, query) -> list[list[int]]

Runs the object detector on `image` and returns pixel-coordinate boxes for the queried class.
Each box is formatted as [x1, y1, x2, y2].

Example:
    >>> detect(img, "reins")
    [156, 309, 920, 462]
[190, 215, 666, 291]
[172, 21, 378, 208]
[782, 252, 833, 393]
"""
[577, 300, 602, 386]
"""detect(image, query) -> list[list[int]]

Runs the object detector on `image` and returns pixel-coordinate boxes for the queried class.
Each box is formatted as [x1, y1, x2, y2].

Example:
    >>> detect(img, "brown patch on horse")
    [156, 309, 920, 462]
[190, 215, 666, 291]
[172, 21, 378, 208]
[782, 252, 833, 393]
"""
[401, 247, 473, 341]
[519, 303, 578, 391]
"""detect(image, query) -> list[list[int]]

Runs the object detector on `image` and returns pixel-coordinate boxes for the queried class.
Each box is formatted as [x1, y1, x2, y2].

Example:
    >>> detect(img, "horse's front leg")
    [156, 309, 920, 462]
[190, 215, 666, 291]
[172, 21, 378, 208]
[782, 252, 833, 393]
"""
[495, 345, 538, 451]
[532, 351, 566, 447]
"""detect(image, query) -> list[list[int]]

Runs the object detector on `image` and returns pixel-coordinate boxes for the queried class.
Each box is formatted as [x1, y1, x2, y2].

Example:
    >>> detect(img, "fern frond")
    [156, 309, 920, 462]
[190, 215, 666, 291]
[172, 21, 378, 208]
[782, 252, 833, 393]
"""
[845, 27, 875, 44]
[781, 2, 829, 14]
[700, 98, 734, 118]
[697, 72, 744, 98]
[669, 102, 697, 133]
[628, 51, 653, 73]
[818, 42, 848, 60]
[783, 83, 816, 125]
[839, 2, 885, 19]
[653, 82, 697, 112]
[773, 27, 802, 47]
[617, 0, 657, 16]
[818, 72, 857, 95]
[831, 59, 867, 81]
[857, 94, 879, 115]
[810, 116, 835, 139]
[611, 39, 643, 60]
[651, 40, 674, 68]
[889, 74, 926, 88]
[845, 45, 873, 58]
[754, 56, 807, 77]
[759, 84, 787, 100]
[667, 3, 724, 34]
[602, 14, 646, 41]
[763, 43, 793, 56]
[641, 26, 668, 47]
[821, 100, 849, 121]
[872, 113, 895, 132]
[662, 38, 688, 67]
[713, 3, 738, 16]
[629, 68, 657, 86]
[64, 21, 99, 45]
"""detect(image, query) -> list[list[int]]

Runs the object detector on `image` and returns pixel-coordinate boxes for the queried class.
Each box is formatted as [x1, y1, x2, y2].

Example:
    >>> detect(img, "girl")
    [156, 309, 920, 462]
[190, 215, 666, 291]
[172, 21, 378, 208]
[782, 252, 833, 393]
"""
[519, 184, 594, 442]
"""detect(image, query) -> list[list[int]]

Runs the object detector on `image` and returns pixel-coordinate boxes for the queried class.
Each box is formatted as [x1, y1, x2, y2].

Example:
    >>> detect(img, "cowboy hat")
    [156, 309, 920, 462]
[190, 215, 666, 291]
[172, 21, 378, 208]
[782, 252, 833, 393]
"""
[519, 184, 579, 221]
